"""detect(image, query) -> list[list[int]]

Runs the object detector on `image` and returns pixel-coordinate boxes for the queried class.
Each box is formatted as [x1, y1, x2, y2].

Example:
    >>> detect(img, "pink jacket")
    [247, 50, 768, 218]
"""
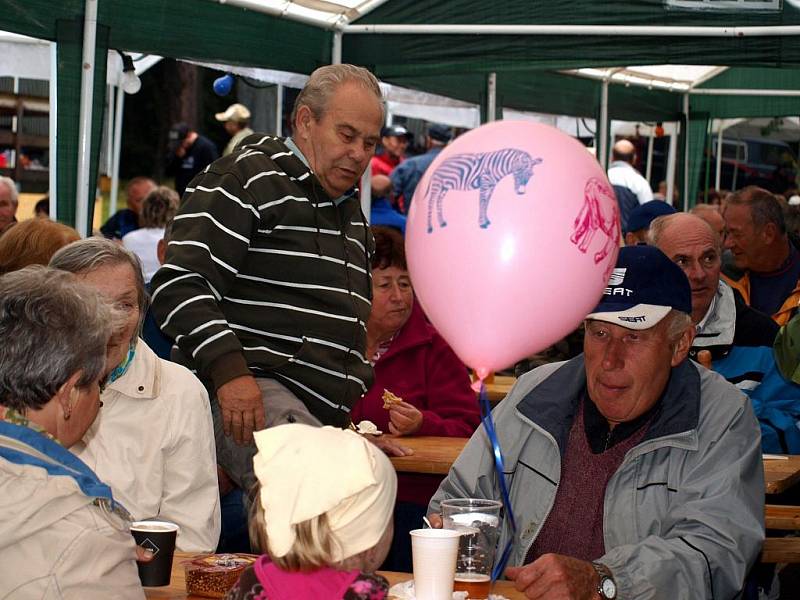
[350, 302, 480, 504]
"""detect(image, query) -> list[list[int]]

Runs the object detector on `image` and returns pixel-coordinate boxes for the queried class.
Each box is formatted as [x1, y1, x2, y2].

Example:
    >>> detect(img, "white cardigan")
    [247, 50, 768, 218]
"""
[72, 340, 221, 552]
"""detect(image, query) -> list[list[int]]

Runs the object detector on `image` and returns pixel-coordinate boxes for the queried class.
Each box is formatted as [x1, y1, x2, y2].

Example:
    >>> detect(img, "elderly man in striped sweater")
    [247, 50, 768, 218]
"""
[151, 64, 401, 494]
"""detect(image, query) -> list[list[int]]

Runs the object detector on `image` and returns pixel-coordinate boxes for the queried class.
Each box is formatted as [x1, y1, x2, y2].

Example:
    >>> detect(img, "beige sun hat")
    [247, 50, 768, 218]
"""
[215, 103, 251, 122]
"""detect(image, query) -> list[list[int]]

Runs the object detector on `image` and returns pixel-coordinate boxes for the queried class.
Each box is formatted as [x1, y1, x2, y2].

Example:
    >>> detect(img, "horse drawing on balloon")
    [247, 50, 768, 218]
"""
[570, 178, 620, 281]
[424, 148, 543, 233]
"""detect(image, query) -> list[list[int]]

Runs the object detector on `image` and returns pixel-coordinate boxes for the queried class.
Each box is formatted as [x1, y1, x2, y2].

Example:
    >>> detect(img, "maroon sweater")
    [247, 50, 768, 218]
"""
[526, 397, 653, 563]
[350, 301, 480, 505]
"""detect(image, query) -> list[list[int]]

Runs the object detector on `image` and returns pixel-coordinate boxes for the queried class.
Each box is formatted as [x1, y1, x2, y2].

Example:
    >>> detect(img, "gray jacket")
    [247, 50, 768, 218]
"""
[429, 357, 764, 599]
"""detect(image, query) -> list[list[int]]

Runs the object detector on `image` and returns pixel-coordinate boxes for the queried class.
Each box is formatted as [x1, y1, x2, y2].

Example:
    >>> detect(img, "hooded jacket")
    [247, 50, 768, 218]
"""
[151, 134, 374, 427]
[0, 421, 143, 599]
[430, 357, 764, 600]
[690, 281, 800, 453]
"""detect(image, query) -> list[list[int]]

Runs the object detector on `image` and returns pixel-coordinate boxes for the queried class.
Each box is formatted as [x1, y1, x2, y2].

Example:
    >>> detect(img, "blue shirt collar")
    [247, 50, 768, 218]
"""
[285, 137, 356, 206]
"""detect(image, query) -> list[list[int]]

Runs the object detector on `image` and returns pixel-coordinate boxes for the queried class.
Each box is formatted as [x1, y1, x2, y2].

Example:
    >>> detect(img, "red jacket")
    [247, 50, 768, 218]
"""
[351, 302, 480, 505]
[371, 153, 401, 178]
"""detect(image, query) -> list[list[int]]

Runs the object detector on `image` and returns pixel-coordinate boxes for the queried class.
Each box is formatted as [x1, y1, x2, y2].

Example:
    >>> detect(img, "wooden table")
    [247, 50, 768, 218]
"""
[763, 454, 800, 494]
[390, 437, 800, 496]
[479, 376, 516, 406]
[389, 436, 468, 475]
[144, 553, 526, 599]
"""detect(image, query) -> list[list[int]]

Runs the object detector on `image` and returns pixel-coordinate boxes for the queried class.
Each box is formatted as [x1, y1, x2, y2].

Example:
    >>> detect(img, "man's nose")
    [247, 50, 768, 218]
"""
[723, 234, 734, 250]
[602, 338, 625, 370]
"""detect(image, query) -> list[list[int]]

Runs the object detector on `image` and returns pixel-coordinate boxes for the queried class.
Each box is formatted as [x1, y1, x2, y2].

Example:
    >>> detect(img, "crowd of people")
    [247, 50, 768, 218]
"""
[0, 62, 799, 599]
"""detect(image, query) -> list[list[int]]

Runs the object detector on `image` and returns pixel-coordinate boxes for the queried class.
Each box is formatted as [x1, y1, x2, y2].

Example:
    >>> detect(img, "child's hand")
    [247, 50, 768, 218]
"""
[388, 401, 423, 436]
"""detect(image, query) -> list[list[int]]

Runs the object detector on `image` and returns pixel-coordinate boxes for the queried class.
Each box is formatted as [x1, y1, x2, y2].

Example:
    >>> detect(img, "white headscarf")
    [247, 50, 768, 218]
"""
[253, 424, 397, 562]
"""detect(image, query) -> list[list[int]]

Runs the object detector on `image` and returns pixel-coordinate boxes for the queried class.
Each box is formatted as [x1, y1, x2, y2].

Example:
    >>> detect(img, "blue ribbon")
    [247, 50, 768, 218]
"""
[479, 382, 517, 582]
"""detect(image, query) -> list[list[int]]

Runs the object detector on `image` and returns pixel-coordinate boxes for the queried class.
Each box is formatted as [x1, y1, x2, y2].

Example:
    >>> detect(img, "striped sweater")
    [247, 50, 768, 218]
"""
[150, 134, 374, 427]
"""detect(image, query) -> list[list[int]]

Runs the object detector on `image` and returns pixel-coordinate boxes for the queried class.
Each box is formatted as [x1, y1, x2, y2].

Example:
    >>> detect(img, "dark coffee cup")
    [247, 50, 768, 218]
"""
[131, 520, 179, 586]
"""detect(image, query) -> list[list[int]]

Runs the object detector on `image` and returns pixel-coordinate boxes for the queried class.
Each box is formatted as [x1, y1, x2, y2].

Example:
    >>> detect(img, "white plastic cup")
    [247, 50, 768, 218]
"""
[410, 528, 461, 600]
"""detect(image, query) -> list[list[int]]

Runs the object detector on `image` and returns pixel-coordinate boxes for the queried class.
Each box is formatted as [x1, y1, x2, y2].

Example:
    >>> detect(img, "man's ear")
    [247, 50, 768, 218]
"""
[671, 324, 696, 367]
[761, 222, 779, 245]
[157, 239, 166, 265]
[295, 105, 314, 141]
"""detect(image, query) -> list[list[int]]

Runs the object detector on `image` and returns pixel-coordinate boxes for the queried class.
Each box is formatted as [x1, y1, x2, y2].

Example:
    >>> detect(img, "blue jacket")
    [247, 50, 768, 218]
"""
[690, 281, 800, 453]
[390, 147, 444, 211]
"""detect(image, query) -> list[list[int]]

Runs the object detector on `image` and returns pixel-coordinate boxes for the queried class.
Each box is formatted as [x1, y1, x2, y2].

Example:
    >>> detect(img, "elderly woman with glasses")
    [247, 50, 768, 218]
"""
[0, 266, 145, 598]
[50, 238, 220, 552]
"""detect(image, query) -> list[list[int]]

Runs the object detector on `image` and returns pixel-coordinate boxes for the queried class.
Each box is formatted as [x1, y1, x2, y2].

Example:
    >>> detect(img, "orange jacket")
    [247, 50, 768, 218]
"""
[722, 272, 800, 326]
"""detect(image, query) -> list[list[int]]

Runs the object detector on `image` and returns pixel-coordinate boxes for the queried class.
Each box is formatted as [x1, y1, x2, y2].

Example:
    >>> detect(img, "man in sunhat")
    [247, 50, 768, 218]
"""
[429, 245, 763, 600]
[216, 103, 254, 157]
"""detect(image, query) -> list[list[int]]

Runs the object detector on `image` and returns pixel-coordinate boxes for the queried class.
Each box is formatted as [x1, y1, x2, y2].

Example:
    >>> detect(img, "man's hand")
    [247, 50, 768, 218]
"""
[216, 375, 265, 445]
[136, 546, 155, 563]
[365, 433, 414, 457]
[427, 513, 443, 528]
[388, 401, 424, 436]
[505, 554, 600, 599]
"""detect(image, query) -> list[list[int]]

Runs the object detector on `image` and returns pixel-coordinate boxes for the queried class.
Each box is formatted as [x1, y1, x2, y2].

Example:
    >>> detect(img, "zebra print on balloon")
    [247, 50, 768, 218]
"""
[423, 148, 543, 232]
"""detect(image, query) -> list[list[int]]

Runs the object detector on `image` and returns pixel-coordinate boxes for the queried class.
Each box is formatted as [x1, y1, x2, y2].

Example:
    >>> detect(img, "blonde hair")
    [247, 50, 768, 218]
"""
[291, 64, 384, 130]
[249, 490, 343, 572]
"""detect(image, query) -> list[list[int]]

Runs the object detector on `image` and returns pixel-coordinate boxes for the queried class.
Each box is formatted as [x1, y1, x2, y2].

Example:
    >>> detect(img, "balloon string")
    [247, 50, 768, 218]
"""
[479, 381, 517, 582]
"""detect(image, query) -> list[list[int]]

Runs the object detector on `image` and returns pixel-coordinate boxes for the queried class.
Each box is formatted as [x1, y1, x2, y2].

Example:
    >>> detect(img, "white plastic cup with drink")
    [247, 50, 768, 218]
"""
[410, 528, 461, 600]
[440, 498, 502, 600]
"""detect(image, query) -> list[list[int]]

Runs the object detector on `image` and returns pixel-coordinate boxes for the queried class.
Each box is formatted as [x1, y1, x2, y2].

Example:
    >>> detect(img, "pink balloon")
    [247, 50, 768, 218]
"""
[405, 120, 619, 378]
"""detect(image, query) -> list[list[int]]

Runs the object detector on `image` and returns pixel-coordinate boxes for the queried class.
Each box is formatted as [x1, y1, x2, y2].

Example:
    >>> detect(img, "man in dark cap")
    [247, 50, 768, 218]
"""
[623, 200, 676, 245]
[371, 124, 409, 179]
[429, 245, 763, 600]
[166, 122, 219, 198]
[391, 123, 452, 212]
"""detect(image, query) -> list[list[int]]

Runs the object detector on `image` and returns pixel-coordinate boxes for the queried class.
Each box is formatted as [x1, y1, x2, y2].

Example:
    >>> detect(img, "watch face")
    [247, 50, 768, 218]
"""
[601, 577, 617, 598]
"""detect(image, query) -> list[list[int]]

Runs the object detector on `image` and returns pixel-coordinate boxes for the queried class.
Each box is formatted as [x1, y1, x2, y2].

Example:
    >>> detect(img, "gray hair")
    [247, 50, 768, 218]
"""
[726, 186, 786, 235]
[49, 237, 149, 335]
[0, 176, 18, 205]
[141, 186, 178, 228]
[0, 266, 119, 411]
[291, 64, 384, 130]
[666, 309, 694, 343]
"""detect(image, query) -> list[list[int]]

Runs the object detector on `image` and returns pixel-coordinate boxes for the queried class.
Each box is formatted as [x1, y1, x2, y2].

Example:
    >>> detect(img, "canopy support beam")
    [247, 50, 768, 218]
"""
[110, 84, 124, 217]
[683, 93, 690, 210]
[486, 72, 497, 123]
[76, 0, 98, 237]
[598, 79, 609, 170]
[344, 24, 800, 36]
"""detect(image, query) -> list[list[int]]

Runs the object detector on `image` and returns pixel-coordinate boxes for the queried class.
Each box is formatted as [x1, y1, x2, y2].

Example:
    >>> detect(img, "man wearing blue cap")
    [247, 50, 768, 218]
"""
[390, 123, 452, 212]
[623, 200, 676, 246]
[429, 245, 764, 599]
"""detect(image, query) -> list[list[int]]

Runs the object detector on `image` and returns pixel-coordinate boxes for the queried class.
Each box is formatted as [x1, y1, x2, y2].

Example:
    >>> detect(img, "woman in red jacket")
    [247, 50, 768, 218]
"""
[350, 226, 480, 571]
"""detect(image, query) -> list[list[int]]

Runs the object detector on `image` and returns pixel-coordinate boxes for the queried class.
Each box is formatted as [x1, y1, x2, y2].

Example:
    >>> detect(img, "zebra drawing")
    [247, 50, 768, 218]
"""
[424, 148, 543, 232]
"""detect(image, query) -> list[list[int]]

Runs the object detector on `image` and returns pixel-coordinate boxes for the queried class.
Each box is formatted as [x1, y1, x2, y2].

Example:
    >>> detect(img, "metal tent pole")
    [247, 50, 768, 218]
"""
[110, 85, 124, 217]
[598, 79, 609, 170]
[75, 0, 98, 237]
[486, 73, 497, 123]
[646, 127, 655, 183]
[332, 31, 342, 64]
[48, 42, 57, 218]
[715, 122, 724, 190]
[666, 128, 677, 207]
[683, 93, 690, 210]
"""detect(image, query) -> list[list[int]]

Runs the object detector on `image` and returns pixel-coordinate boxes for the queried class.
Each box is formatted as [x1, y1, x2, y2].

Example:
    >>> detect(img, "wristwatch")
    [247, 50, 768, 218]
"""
[592, 562, 617, 599]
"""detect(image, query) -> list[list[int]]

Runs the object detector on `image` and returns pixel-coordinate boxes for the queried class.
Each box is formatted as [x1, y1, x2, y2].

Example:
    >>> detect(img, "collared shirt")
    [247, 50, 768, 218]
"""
[607, 160, 654, 205]
[71, 340, 221, 552]
[583, 392, 661, 453]
[696, 293, 718, 333]
[285, 137, 355, 206]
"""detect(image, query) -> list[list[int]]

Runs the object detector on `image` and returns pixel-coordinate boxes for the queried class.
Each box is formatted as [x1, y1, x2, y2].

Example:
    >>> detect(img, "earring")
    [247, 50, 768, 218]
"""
[64, 408, 71, 421]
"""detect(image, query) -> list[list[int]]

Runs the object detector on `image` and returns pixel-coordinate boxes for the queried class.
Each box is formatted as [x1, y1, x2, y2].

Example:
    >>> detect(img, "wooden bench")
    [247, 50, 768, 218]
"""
[762, 504, 800, 562]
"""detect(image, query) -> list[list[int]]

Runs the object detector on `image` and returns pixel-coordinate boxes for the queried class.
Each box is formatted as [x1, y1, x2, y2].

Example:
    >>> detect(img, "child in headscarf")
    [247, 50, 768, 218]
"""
[225, 424, 398, 600]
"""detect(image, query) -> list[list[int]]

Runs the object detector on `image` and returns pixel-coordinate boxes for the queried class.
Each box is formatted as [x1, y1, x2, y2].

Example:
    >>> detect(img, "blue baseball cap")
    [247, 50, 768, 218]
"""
[625, 200, 676, 234]
[427, 123, 452, 143]
[586, 245, 691, 330]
